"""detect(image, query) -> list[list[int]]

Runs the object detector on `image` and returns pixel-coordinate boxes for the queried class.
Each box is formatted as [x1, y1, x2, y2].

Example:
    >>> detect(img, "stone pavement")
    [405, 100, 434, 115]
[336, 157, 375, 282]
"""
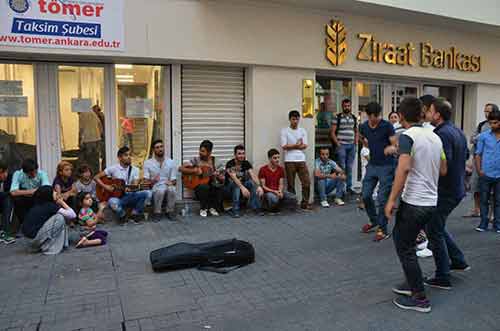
[1, 197, 499, 331]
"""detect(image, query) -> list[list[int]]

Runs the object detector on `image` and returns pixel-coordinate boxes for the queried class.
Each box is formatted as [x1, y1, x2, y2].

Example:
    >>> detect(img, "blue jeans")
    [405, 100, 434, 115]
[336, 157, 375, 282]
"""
[225, 180, 261, 212]
[336, 143, 356, 191]
[315, 178, 346, 201]
[478, 176, 500, 230]
[426, 195, 467, 281]
[362, 164, 395, 234]
[264, 191, 296, 211]
[108, 190, 151, 218]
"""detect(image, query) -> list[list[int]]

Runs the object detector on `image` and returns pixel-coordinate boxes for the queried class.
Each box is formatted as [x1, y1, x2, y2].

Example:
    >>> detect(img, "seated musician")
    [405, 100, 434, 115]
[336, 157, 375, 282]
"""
[143, 139, 177, 222]
[179, 140, 224, 218]
[224, 144, 264, 218]
[94, 146, 151, 224]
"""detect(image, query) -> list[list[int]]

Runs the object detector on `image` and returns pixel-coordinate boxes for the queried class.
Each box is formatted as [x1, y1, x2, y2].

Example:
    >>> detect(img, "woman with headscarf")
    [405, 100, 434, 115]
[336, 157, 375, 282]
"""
[22, 185, 76, 255]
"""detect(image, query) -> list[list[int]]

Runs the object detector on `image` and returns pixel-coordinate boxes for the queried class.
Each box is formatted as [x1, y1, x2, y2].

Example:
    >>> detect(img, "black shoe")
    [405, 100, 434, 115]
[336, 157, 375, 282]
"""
[150, 213, 161, 223]
[230, 210, 241, 218]
[131, 214, 145, 224]
[450, 263, 471, 272]
[393, 296, 431, 313]
[166, 212, 177, 222]
[424, 277, 452, 290]
[392, 282, 412, 296]
[254, 208, 265, 217]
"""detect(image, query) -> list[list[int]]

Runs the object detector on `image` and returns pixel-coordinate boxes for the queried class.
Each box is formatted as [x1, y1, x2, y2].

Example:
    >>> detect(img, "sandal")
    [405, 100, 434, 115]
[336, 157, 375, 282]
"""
[462, 211, 480, 218]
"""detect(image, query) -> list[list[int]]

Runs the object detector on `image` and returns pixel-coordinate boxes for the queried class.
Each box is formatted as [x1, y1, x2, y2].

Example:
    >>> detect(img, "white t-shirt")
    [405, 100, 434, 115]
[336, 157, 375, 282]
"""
[400, 126, 444, 207]
[281, 127, 307, 162]
[360, 147, 370, 178]
[104, 164, 139, 185]
[422, 122, 435, 130]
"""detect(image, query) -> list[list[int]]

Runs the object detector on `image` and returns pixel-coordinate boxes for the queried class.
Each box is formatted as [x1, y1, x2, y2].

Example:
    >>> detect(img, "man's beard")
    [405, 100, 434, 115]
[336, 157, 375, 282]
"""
[155, 152, 164, 158]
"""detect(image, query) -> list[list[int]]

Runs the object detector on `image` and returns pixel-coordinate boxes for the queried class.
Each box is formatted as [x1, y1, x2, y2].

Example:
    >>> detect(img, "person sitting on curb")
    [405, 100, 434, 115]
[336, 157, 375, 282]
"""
[224, 145, 264, 218]
[314, 147, 346, 208]
[258, 148, 296, 214]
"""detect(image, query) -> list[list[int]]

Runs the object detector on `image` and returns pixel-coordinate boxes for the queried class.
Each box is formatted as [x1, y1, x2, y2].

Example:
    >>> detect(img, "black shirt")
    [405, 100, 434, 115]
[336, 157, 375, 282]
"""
[225, 159, 253, 184]
[0, 173, 12, 193]
[359, 119, 396, 166]
[22, 202, 60, 239]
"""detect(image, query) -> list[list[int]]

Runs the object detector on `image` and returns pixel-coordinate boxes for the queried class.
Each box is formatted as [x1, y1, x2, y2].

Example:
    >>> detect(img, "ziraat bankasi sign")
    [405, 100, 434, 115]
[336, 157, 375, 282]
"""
[0, 0, 124, 51]
[326, 20, 481, 73]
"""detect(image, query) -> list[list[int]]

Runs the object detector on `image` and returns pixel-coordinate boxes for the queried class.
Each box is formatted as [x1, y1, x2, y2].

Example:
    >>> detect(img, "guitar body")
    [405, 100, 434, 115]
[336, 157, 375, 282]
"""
[182, 165, 212, 190]
[96, 177, 126, 202]
[96, 177, 153, 202]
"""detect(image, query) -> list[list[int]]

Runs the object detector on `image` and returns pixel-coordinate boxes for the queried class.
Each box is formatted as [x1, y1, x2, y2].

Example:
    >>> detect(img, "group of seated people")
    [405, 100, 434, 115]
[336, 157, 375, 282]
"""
[0, 130, 347, 253]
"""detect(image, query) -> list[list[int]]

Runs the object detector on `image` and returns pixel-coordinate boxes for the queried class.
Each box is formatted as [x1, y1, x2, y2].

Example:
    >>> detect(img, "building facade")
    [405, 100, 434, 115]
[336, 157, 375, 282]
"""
[1, 0, 499, 200]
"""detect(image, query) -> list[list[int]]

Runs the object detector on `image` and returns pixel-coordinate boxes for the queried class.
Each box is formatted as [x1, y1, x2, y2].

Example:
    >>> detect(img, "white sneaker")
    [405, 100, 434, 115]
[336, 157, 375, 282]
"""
[320, 200, 330, 208]
[334, 198, 345, 206]
[416, 240, 428, 251]
[417, 248, 433, 258]
[200, 209, 208, 217]
[209, 208, 219, 216]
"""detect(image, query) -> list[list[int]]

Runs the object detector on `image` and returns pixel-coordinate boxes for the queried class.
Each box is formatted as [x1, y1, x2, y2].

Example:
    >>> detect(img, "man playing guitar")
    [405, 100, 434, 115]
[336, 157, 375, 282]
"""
[94, 146, 151, 224]
[179, 140, 224, 218]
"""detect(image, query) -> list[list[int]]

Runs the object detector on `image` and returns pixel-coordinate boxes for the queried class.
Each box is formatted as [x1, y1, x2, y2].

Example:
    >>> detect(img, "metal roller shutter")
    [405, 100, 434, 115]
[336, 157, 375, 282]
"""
[181, 65, 245, 165]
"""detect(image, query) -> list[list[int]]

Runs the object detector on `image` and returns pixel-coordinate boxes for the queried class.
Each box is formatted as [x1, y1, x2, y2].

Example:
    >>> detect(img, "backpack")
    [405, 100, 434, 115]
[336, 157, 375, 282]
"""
[150, 238, 255, 273]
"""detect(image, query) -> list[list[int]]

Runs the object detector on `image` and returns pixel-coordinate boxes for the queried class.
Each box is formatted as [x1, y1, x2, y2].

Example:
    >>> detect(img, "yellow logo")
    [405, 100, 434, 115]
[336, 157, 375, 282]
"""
[326, 20, 347, 66]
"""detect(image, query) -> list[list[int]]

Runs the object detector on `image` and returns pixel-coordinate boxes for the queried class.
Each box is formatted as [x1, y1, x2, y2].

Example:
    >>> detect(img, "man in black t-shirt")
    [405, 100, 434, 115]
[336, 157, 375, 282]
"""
[224, 145, 264, 218]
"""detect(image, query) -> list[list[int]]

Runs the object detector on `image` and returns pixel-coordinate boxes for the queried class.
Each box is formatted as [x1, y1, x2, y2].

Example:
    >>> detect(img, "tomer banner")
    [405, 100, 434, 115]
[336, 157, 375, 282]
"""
[0, 0, 124, 51]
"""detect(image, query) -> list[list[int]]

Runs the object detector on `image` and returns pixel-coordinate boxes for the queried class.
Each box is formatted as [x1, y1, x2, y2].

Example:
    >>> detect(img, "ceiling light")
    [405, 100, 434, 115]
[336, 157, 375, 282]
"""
[115, 64, 133, 69]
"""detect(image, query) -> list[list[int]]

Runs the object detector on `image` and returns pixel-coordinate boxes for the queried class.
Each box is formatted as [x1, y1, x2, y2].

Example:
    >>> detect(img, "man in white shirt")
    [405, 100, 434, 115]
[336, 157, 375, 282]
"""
[281, 110, 311, 210]
[144, 140, 177, 222]
[385, 97, 447, 313]
[95, 146, 151, 223]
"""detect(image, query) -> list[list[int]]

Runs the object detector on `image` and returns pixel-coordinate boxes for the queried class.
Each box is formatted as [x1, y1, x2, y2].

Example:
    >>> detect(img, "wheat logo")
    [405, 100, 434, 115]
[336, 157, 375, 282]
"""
[326, 20, 347, 66]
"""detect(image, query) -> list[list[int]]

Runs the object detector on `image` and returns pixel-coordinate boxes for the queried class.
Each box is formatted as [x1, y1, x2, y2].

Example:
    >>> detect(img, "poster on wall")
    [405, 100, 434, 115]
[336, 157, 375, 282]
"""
[0, 80, 23, 95]
[0, 96, 28, 117]
[71, 98, 92, 113]
[126, 98, 152, 118]
[0, 0, 124, 51]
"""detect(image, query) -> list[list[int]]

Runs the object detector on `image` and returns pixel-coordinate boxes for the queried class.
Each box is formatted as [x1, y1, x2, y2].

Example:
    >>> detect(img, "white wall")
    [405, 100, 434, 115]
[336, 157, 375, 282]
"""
[463, 83, 500, 139]
[248, 66, 315, 202]
[359, 0, 500, 27]
[2, 1, 500, 84]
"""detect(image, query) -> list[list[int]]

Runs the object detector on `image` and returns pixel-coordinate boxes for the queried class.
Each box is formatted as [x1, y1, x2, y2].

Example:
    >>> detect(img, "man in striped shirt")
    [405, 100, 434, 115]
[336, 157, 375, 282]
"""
[330, 99, 358, 194]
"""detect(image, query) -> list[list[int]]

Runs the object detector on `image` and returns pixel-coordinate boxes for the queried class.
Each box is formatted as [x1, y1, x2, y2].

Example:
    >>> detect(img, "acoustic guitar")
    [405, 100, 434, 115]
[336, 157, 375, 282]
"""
[182, 165, 213, 190]
[96, 177, 152, 202]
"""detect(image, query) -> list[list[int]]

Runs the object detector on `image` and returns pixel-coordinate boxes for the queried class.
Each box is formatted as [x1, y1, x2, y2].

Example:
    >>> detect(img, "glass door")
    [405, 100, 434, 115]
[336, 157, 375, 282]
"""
[315, 77, 352, 158]
[114, 64, 167, 171]
[58, 65, 105, 175]
[0, 63, 37, 171]
[353, 80, 384, 185]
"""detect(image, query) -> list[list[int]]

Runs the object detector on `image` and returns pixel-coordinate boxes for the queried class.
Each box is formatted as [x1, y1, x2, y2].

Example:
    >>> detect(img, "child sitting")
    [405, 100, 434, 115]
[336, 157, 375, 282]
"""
[53, 161, 77, 208]
[76, 192, 108, 248]
[75, 164, 105, 222]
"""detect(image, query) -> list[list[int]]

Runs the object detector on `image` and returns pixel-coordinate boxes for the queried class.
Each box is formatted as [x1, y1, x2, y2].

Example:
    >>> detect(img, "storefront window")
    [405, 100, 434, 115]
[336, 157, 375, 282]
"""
[58, 66, 105, 174]
[115, 65, 165, 170]
[391, 85, 418, 114]
[424, 85, 459, 124]
[315, 77, 352, 157]
[0, 64, 36, 171]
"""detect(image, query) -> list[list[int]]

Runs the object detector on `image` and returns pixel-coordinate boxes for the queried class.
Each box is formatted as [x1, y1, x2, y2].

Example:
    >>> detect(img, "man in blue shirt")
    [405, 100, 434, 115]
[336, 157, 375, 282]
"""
[359, 102, 398, 241]
[10, 159, 50, 224]
[475, 109, 500, 232]
[424, 98, 470, 290]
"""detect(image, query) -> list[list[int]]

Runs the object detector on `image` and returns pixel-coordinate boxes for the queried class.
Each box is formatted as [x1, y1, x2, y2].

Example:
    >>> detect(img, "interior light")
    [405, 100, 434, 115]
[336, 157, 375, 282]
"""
[116, 74, 134, 79]
[115, 64, 133, 69]
[117, 78, 134, 83]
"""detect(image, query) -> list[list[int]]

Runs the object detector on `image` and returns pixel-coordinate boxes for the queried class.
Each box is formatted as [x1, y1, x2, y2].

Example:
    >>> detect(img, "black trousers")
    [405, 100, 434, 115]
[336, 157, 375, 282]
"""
[194, 184, 224, 212]
[0, 192, 14, 234]
[12, 196, 35, 224]
[392, 201, 436, 295]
